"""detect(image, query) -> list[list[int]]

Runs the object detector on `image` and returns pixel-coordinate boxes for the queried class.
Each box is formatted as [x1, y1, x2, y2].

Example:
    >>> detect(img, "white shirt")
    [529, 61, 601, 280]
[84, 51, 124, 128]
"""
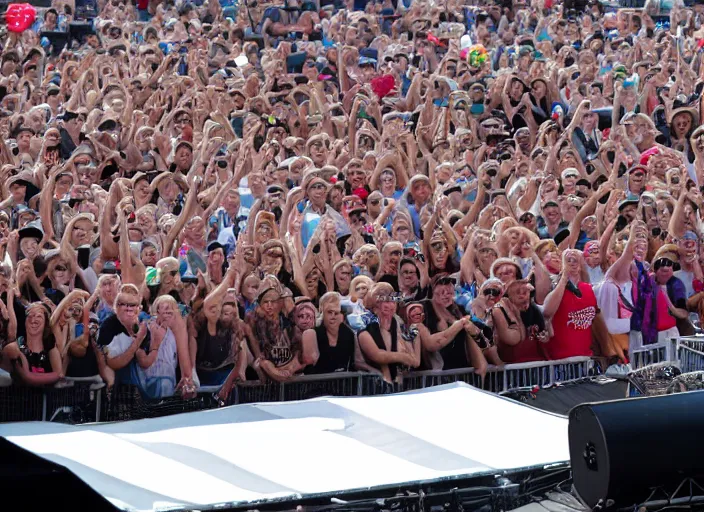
[142, 328, 178, 380]
[594, 280, 631, 335]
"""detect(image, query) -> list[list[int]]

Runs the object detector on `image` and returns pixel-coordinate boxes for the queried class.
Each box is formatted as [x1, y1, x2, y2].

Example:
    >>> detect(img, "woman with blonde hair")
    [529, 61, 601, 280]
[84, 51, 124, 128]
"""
[88, 273, 121, 325]
[343, 274, 374, 331]
[302, 292, 356, 374]
[134, 295, 191, 398]
[352, 244, 380, 278]
[358, 282, 420, 382]
[143, 257, 182, 306]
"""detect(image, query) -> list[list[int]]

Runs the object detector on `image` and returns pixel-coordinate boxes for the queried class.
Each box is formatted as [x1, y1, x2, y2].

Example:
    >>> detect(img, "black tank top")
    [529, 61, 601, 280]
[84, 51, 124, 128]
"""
[361, 318, 399, 380]
[196, 322, 235, 371]
[18, 336, 53, 374]
[306, 323, 355, 375]
[422, 300, 469, 370]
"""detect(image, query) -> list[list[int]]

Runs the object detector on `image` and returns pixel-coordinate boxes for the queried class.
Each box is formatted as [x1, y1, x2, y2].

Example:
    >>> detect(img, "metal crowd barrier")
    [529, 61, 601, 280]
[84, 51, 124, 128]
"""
[2, 337, 702, 425]
[403, 357, 594, 395]
[631, 338, 679, 370]
[0, 376, 104, 423]
[677, 337, 704, 374]
[233, 372, 399, 405]
[401, 366, 485, 392]
[102, 385, 221, 422]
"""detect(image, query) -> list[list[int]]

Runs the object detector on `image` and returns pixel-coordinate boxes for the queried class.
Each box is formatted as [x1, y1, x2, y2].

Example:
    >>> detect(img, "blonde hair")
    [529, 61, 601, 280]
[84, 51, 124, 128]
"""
[350, 275, 373, 302]
[364, 282, 395, 311]
[352, 244, 380, 275]
[97, 273, 121, 289]
[535, 239, 559, 260]
[115, 283, 141, 309]
[151, 294, 178, 316]
[319, 291, 341, 312]
[136, 204, 157, 218]
[156, 257, 179, 272]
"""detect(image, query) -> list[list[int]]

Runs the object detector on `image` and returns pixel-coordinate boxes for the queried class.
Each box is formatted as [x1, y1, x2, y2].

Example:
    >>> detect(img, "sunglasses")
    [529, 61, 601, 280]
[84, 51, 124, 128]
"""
[483, 288, 501, 297]
[117, 301, 139, 308]
[654, 258, 674, 270]
[369, 199, 380, 206]
[55, 265, 68, 272]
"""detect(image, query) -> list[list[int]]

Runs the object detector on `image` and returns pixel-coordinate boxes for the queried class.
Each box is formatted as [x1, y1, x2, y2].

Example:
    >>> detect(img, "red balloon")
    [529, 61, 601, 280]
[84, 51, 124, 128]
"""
[6, 3, 37, 33]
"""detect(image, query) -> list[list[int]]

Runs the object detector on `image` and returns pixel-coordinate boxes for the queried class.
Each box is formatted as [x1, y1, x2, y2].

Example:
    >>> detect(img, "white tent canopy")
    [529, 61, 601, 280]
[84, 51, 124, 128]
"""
[0, 383, 570, 512]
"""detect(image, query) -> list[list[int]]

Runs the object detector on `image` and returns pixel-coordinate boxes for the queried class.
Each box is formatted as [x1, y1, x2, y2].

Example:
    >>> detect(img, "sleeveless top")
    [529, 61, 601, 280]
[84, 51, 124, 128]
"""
[422, 300, 469, 370]
[305, 323, 355, 375]
[250, 313, 295, 368]
[495, 306, 544, 363]
[196, 321, 237, 371]
[361, 317, 399, 380]
[18, 336, 53, 374]
[545, 281, 597, 359]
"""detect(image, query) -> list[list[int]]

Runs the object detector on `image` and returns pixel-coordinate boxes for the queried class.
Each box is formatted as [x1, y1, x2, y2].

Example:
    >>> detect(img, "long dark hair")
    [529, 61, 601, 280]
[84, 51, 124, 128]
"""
[26, 303, 55, 352]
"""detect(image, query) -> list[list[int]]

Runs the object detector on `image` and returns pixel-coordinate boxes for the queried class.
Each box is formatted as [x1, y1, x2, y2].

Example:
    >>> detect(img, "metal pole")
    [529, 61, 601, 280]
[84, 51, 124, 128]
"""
[95, 388, 102, 423]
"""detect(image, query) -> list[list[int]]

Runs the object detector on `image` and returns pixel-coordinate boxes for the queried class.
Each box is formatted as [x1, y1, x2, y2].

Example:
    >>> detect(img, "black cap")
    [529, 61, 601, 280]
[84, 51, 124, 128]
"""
[267, 184, 286, 195]
[207, 240, 225, 253]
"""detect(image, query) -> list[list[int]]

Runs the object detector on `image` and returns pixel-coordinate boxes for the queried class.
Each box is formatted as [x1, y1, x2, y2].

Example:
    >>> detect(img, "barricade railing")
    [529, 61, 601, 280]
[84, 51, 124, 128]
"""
[0, 376, 104, 423]
[677, 337, 704, 374]
[102, 384, 221, 422]
[232, 371, 398, 405]
[631, 338, 679, 370]
[2, 338, 703, 425]
[403, 357, 594, 395]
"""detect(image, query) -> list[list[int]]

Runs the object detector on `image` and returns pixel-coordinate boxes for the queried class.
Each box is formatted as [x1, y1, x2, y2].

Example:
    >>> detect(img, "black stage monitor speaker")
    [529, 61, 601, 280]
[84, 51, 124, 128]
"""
[569, 392, 704, 509]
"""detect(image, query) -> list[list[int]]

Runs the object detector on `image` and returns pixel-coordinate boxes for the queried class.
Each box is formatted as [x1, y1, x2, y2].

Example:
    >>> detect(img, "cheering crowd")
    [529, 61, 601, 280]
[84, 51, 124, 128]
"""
[0, 0, 702, 402]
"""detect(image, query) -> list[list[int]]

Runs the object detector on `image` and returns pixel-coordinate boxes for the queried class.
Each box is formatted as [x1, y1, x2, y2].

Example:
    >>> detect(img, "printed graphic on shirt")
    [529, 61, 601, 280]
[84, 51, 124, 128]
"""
[267, 342, 293, 368]
[567, 306, 596, 330]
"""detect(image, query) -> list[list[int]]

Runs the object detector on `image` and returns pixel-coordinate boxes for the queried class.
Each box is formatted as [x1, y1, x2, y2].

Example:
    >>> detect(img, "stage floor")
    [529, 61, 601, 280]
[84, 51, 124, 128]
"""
[0, 383, 570, 512]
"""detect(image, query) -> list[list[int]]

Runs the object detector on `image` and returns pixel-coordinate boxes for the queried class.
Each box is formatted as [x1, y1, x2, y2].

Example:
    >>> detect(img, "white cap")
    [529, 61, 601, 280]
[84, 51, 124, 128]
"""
[460, 34, 472, 50]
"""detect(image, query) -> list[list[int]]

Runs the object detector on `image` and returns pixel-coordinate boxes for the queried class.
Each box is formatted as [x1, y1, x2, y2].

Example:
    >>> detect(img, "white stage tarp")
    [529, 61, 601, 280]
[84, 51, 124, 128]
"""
[0, 383, 570, 512]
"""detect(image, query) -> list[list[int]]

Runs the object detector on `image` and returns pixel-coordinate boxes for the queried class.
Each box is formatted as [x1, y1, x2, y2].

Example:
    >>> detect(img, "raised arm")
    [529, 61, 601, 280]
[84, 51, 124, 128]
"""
[203, 265, 238, 324]
[162, 178, 200, 258]
[543, 271, 569, 319]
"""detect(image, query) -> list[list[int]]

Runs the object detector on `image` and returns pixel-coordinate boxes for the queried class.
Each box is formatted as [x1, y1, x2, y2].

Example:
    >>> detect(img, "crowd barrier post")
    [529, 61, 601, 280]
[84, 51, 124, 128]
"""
[45, 376, 106, 423]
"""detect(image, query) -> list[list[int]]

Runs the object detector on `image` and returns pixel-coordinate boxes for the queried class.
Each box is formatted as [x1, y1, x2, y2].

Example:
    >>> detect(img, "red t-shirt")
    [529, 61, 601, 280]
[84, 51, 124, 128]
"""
[495, 306, 546, 363]
[545, 282, 597, 359]
[655, 288, 677, 332]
